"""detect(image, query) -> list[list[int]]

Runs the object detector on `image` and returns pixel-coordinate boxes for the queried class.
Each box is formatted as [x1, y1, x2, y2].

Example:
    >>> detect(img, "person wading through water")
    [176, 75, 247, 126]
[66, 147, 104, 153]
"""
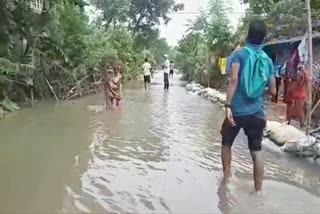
[220, 20, 276, 193]
[102, 64, 123, 109]
[142, 58, 152, 90]
[163, 54, 170, 90]
[102, 64, 113, 109]
[169, 60, 174, 78]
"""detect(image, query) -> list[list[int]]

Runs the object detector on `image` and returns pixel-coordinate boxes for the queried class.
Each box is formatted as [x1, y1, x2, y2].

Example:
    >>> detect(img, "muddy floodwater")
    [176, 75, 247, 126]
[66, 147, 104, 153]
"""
[1, 73, 320, 213]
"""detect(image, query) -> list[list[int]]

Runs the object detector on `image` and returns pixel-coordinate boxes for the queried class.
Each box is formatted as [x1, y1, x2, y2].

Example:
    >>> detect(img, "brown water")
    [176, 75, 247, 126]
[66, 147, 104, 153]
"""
[1, 73, 320, 213]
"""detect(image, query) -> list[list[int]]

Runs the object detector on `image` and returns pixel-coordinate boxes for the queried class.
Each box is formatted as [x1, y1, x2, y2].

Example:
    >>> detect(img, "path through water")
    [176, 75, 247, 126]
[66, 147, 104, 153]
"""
[0, 73, 320, 213]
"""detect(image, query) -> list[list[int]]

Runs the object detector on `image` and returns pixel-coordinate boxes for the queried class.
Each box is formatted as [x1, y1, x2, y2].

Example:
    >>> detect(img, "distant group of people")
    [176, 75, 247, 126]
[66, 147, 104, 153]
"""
[142, 58, 152, 90]
[142, 54, 175, 91]
[100, 19, 293, 194]
[102, 55, 175, 109]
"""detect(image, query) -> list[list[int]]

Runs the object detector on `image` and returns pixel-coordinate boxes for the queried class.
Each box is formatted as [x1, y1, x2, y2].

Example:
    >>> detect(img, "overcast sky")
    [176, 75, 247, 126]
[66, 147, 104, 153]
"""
[86, 0, 247, 46]
[160, 0, 247, 46]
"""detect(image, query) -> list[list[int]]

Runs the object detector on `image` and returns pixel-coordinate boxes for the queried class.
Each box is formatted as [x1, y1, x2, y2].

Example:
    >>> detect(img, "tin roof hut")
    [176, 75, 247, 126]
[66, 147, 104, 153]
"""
[263, 33, 320, 118]
[263, 33, 320, 66]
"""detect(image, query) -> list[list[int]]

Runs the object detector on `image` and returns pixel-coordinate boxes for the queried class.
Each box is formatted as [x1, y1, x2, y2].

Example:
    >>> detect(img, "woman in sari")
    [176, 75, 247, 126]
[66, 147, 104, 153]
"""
[109, 64, 123, 107]
[102, 64, 123, 109]
[102, 64, 113, 109]
[286, 64, 308, 128]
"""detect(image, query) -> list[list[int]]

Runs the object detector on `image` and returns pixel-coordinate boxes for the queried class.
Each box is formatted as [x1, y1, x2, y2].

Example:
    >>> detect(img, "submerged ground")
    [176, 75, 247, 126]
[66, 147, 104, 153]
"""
[0, 73, 320, 213]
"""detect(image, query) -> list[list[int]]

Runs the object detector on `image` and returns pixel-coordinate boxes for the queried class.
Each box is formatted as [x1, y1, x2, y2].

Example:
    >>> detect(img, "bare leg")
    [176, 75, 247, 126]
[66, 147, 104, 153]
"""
[105, 95, 112, 110]
[105, 98, 109, 110]
[217, 178, 231, 214]
[144, 82, 147, 90]
[299, 113, 306, 128]
[116, 99, 120, 106]
[250, 151, 264, 192]
[299, 101, 306, 128]
[221, 145, 232, 178]
[286, 103, 292, 124]
[111, 98, 115, 108]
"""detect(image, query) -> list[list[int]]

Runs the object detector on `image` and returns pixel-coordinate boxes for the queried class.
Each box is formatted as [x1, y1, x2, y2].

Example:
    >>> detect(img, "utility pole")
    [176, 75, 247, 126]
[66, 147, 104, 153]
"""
[305, 0, 313, 136]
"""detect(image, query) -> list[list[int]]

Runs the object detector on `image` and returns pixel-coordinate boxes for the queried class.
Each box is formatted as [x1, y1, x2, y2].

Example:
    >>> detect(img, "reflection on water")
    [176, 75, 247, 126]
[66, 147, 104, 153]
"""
[0, 74, 320, 213]
[218, 178, 320, 214]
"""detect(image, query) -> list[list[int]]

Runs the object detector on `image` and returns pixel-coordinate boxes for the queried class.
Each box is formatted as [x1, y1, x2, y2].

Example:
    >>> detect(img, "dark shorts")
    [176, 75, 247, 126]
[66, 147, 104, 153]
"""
[170, 70, 174, 75]
[164, 73, 169, 82]
[144, 75, 151, 83]
[220, 113, 266, 151]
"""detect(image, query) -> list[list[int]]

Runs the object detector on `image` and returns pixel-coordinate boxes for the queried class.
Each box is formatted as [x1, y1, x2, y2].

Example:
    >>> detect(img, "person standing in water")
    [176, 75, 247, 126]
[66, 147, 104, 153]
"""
[103, 64, 122, 109]
[286, 63, 308, 128]
[169, 60, 174, 78]
[220, 20, 276, 192]
[163, 54, 170, 90]
[142, 58, 152, 90]
[102, 64, 114, 109]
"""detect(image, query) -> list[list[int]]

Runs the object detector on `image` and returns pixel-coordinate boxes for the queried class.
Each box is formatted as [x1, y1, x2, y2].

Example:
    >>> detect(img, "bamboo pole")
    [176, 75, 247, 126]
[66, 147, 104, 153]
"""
[46, 79, 59, 102]
[305, 0, 313, 136]
[30, 88, 34, 106]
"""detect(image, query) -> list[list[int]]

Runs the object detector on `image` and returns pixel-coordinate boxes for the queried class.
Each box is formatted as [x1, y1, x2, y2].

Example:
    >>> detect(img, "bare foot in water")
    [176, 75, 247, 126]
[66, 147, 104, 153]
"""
[250, 190, 263, 196]
[223, 175, 232, 184]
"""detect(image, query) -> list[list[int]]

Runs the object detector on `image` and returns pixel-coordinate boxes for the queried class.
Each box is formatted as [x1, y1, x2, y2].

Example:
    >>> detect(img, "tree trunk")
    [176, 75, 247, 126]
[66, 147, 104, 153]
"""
[207, 50, 211, 88]
[30, 87, 34, 106]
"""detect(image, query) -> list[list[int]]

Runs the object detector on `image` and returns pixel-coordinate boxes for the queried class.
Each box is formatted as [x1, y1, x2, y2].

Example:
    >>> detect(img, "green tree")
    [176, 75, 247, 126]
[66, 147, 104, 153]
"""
[237, 0, 307, 42]
[90, 0, 184, 31]
[0, 0, 173, 112]
[90, 0, 130, 29]
[128, 0, 184, 31]
[242, 0, 320, 13]
[311, 0, 320, 10]
[175, 0, 233, 87]
[245, 0, 280, 14]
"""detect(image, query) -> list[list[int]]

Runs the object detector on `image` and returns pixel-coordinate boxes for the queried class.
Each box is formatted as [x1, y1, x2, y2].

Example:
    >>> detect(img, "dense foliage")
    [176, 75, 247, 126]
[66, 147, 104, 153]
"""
[175, 0, 320, 87]
[174, 0, 233, 88]
[240, 0, 320, 108]
[238, 0, 320, 42]
[0, 0, 175, 113]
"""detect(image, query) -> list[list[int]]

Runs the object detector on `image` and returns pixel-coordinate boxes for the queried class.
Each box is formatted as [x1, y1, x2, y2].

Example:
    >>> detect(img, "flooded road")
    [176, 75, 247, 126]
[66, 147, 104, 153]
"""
[1, 73, 320, 213]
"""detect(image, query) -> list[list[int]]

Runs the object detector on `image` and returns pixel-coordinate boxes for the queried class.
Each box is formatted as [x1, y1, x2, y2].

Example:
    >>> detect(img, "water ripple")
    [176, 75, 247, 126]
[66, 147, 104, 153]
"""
[63, 75, 320, 213]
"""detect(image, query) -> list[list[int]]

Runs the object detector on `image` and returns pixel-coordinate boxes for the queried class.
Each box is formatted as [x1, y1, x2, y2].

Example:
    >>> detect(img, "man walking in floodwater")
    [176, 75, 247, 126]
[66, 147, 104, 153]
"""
[170, 60, 175, 78]
[220, 20, 276, 193]
[142, 58, 152, 90]
[163, 54, 170, 90]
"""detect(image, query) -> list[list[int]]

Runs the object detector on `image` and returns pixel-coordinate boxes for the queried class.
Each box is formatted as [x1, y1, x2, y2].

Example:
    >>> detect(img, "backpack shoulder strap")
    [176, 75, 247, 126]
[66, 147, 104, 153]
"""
[243, 46, 268, 57]
[243, 46, 255, 55]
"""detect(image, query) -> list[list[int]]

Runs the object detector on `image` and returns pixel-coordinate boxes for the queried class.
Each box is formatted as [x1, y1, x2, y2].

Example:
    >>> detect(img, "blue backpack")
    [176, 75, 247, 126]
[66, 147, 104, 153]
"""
[240, 47, 269, 100]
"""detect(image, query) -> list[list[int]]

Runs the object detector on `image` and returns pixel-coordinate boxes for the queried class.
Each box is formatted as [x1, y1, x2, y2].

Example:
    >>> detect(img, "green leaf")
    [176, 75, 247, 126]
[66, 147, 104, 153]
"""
[1, 99, 20, 112]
